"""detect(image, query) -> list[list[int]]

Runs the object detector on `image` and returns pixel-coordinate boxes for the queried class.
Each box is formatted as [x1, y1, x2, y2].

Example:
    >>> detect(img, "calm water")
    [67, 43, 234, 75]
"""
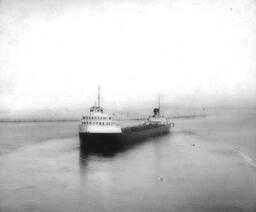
[0, 110, 256, 212]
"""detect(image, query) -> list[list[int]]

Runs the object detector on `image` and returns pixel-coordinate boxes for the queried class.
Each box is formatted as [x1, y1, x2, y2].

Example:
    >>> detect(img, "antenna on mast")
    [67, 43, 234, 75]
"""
[98, 85, 100, 107]
[158, 95, 160, 109]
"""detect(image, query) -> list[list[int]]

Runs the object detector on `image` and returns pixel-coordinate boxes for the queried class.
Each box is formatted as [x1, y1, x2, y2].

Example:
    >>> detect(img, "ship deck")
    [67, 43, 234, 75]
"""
[121, 123, 173, 133]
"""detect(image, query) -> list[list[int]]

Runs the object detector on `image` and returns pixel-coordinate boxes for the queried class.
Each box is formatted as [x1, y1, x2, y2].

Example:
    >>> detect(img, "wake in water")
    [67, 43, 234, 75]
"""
[237, 151, 256, 168]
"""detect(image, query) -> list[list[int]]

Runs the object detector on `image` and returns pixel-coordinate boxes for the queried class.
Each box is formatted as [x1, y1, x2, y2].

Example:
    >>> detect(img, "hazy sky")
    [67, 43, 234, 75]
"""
[0, 0, 256, 113]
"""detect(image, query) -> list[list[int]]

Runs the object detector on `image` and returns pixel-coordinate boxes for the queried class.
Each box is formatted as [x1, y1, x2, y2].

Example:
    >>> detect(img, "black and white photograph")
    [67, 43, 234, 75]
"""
[0, 0, 256, 211]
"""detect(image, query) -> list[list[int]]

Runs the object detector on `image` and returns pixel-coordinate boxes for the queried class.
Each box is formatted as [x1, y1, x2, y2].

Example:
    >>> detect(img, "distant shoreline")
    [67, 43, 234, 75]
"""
[0, 114, 207, 123]
[169, 114, 207, 119]
[133, 114, 207, 120]
[0, 119, 80, 123]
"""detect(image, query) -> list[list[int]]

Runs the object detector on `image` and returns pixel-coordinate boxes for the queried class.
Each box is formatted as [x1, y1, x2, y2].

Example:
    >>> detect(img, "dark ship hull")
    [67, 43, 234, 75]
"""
[79, 133, 121, 149]
[79, 123, 172, 150]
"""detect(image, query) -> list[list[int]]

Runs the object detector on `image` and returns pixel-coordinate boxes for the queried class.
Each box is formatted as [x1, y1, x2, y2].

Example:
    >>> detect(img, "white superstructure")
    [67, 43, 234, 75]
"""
[79, 87, 122, 134]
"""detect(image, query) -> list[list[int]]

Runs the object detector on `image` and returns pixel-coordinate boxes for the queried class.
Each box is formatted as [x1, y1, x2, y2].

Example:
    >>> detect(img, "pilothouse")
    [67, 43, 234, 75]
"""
[79, 87, 121, 145]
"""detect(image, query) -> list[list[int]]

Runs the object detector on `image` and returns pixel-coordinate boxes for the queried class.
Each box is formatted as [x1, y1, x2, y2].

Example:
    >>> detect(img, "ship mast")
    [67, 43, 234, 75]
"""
[158, 95, 160, 115]
[98, 85, 100, 107]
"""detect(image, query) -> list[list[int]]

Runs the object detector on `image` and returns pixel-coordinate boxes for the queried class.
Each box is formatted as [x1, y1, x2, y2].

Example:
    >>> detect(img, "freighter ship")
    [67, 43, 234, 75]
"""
[79, 87, 174, 148]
